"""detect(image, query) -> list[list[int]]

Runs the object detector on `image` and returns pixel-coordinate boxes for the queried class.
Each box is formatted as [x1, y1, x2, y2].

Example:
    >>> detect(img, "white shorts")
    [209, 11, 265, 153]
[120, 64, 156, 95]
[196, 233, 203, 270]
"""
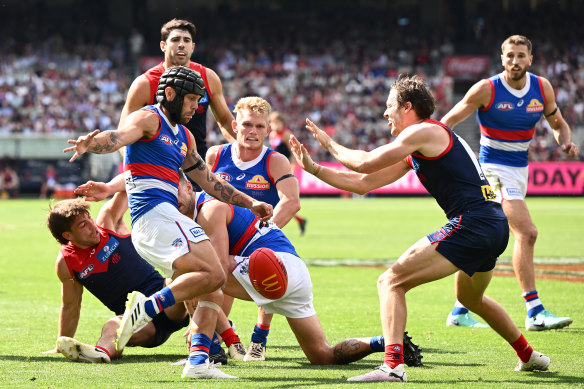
[481, 163, 528, 201]
[232, 252, 315, 319]
[132, 202, 209, 277]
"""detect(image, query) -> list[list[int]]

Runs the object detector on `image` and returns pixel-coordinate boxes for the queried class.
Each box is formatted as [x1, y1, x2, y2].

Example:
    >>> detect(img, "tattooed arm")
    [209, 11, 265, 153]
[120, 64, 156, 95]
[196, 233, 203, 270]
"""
[182, 147, 273, 221]
[64, 109, 159, 162]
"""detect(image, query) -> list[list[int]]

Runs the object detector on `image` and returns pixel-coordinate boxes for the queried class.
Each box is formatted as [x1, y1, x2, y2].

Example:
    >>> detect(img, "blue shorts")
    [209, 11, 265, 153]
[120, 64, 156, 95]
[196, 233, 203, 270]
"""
[427, 210, 509, 277]
[145, 311, 190, 348]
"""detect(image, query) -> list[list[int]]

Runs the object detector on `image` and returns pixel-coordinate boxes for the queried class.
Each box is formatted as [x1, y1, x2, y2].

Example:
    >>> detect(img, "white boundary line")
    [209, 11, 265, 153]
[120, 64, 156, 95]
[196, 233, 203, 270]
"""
[303, 257, 584, 267]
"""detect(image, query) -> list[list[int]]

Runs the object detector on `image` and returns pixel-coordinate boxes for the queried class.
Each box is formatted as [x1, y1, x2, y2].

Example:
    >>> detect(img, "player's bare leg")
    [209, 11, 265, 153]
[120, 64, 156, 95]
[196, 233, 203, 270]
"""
[503, 199, 572, 330]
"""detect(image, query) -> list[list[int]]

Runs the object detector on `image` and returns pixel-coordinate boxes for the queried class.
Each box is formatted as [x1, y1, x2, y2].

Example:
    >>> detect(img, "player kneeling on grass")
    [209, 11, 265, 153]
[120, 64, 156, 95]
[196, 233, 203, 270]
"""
[44, 193, 190, 363]
[178, 173, 423, 367]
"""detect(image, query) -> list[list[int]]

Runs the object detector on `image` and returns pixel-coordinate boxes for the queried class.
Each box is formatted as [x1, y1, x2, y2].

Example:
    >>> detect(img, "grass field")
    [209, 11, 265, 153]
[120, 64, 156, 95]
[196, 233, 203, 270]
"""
[1, 197, 583, 388]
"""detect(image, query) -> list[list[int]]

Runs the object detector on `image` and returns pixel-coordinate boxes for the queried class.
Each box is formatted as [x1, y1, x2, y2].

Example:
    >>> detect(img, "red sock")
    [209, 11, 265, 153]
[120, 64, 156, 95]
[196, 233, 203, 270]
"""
[220, 328, 241, 347]
[384, 344, 403, 369]
[295, 215, 305, 223]
[510, 334, 533, 363]
[96, 345, 111, 358]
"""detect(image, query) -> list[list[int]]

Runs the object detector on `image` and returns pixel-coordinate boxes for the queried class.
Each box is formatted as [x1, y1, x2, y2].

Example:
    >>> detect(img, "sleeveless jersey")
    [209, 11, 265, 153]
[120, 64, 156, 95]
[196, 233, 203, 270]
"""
[210, 143, 281, 207]
[196, 192, 298, 257]
[269, 131, 291, 159]
[60, 226, 164, 315]
[406, 119, 502, 220]
[144, 61, 213, 158]
[477, 72, 546, 167]
[124, 104, 191, 224]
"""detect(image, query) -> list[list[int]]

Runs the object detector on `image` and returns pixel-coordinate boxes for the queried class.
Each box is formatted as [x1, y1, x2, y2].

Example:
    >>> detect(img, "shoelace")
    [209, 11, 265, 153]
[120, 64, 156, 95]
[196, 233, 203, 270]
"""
[250, 343, 264, 357]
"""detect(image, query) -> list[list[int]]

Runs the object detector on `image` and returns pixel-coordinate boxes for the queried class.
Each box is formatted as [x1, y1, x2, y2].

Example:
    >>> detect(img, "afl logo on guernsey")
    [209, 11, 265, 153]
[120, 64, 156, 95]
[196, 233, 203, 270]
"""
[526, 99, 544, 113]
[496, 102, 514, 111]
[160, 135, 173, 145]
[246, 175, 270, 190]
[217, 172, 232, 182]
[180, 142, 188, 157]
[79, 264, 94, 279]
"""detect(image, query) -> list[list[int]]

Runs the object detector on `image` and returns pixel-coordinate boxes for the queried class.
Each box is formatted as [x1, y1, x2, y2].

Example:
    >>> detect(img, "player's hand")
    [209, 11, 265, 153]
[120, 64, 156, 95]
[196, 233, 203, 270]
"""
[64, 129, 100, 162]
[75, 180, 110, 201]
[290, 135, 317, 173]
[561, 142, 579, 159]
[305, 118, 333, 150]
[250, 201, 273, 222]
[42, 347, 59, 354]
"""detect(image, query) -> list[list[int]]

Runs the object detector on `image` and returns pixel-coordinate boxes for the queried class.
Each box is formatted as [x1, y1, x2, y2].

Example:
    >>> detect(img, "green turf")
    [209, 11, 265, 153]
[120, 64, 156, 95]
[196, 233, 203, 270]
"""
[0, 197, 583, 388]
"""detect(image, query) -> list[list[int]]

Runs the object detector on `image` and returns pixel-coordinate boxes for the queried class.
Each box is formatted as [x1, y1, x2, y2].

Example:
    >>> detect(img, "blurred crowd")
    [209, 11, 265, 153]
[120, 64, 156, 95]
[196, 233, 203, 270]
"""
[0, 4, 583, 168]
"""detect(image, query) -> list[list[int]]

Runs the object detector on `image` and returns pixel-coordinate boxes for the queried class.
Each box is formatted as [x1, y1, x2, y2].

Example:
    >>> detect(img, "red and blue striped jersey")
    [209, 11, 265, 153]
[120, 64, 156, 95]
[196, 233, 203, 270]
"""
[210, 144, 281, 207]
[477, 72, 546, 167]
[124, 104, 191, 224]
[196, 192, 298, 257]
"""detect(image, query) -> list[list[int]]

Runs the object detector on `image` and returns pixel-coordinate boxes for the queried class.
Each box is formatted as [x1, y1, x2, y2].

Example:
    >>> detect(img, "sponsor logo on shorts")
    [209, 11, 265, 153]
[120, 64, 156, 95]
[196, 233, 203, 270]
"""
[79, 264, 94, 279]
[246, 175, 270, 190]
[506, 188, 522, 196]
[217, 172, 232, 182]
[96, 237, 119, 264]
[190, 227, 205, 238]
[172, 238, 184, 248]
[496, 102, 514, 111]
[239, 258, 249, 275]
[526, 99, 544, 113]
[160, 135, 173, 145]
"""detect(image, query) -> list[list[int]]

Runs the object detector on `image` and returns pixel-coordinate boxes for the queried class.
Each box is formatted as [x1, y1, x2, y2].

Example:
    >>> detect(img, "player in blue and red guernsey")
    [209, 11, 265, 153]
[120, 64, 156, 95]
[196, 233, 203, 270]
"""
[442, 35, 578, 330]
[290, 75, 550, 382]
[65, 66, 272, 380]
[118, 19, 235, 160]
[45, 192, 189, 363]
[206, 97, 304, 361]
[174, 173, 423, 368]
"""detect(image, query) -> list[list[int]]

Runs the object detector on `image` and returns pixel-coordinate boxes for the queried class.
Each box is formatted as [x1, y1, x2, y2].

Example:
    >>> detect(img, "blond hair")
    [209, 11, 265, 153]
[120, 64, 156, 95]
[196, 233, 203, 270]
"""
[234, 96, 272, 117]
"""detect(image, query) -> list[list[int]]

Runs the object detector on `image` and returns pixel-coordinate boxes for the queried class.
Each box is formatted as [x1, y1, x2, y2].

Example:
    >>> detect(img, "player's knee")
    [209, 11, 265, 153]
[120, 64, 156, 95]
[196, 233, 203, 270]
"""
[515, 224, 538, 245]
[306, 346, 334, 365]
[377, 268, 401, 292]
[208, 265, 226, 290]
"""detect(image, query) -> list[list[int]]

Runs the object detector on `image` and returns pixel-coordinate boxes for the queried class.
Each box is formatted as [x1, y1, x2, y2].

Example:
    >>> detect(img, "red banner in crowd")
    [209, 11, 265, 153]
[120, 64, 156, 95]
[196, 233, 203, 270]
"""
[444, 56, 490, 80]
[296, 162, 584, 196]
[528, 161, 584, 195]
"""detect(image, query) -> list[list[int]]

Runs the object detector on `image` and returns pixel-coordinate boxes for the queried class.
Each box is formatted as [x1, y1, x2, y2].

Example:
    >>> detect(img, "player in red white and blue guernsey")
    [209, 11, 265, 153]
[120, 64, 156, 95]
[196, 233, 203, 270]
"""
[65, 66, 273, 380]
[290, 75, 550, 382]
[175, 173, 422, 367]
[45, 192, 190, 363]
[206, 97, 303, 361]
[442, 35, 578, 331]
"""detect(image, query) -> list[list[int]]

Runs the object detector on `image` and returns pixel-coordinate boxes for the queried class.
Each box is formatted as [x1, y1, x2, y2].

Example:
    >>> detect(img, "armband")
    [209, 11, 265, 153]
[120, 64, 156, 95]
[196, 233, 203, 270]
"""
[183, 157, 205, 173]
[275, 173, 295, 185]
[545, 106, 558, 118]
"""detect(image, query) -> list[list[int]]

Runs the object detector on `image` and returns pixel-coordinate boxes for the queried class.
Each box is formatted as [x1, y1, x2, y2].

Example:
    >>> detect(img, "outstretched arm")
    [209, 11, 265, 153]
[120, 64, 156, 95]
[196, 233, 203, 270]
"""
[64, 109, 158, 162]
[74, 173, 126, 201]
[290, 135, 411, 195]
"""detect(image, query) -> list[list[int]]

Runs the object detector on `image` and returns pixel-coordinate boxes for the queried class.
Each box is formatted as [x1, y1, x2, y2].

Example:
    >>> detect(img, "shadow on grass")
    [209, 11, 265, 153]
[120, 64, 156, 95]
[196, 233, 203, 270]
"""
[411, 371, 582, 385]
